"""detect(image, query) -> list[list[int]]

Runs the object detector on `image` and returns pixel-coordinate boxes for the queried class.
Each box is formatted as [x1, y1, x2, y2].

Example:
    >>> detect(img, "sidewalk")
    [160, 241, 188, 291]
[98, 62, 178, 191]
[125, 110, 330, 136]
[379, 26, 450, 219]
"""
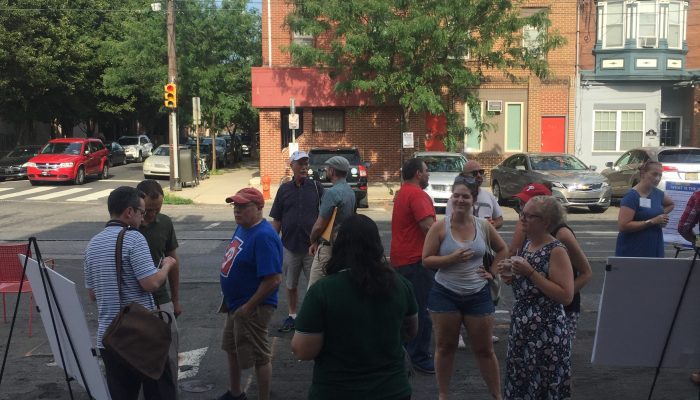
[163, 160, 400, 206]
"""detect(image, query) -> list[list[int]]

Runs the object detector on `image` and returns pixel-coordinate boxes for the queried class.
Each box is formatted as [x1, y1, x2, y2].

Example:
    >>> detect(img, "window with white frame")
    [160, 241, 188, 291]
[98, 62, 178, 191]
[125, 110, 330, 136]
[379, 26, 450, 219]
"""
[637, 2, 657, 48]
[523, 25, 544, 58]
[604, 1, 625, 48]
[313, 110, 344, 132]
[601, 1, 686, 50]
[668, 2, 682, 49]
[593, 110, 644, 151]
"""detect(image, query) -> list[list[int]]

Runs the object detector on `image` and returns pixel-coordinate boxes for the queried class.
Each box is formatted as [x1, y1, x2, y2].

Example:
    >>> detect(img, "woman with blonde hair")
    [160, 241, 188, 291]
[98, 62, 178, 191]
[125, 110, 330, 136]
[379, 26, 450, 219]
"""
[499, 195, 574, 399]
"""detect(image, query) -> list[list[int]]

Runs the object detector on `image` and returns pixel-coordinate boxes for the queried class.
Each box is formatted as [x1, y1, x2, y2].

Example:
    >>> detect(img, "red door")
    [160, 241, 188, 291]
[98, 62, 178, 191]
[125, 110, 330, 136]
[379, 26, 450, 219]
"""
[541, 116, 566, 152]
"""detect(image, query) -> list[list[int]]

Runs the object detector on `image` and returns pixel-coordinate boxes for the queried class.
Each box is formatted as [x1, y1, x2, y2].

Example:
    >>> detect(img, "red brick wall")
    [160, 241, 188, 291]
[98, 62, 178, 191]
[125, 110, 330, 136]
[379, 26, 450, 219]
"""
[687, 1, 700, 69]
[693, 87, 700, 147]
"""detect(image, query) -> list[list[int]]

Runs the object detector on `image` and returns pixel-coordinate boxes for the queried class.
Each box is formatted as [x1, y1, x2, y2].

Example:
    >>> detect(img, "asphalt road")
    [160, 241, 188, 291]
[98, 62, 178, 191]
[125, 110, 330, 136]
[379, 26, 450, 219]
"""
[0, 168, 698, 399]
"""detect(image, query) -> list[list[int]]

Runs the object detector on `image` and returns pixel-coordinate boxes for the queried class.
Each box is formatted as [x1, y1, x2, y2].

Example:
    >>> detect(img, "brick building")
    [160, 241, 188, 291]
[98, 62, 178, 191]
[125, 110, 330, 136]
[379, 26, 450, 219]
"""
[251, 0, 580, 184]
[576, 0, 700, 168]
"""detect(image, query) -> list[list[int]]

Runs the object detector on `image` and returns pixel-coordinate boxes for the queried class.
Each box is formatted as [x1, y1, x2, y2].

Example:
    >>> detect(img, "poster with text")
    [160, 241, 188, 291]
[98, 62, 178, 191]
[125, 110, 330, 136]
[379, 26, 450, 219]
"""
[663, 181, 700, 246]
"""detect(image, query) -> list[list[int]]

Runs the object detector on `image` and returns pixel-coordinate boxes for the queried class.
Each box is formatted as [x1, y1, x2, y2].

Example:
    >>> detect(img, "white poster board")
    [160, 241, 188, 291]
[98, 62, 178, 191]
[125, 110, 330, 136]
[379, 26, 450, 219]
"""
[402, 132, 414, 149]
[662, 181, 700, 246]
[20, 255, 111, 400]
[592, 257, 700, 368]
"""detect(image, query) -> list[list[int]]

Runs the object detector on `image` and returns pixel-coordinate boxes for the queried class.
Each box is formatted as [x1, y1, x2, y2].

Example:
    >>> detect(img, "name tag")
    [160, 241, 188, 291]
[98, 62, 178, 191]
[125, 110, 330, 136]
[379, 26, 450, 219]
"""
[640, 198, 651, 208]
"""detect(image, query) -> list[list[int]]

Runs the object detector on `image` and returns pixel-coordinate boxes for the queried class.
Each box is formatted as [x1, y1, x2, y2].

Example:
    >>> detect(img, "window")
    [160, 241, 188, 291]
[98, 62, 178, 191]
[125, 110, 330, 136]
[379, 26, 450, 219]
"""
[604, 1, 625, 48]
[523, 25, 543, 58]
[313, 110, 344, 132]
[668, 2, 682, 49]
[292, 31, 314, 46]
[464, 102, 482, 152]
[637, 2, 657, 48]
[593, 110, 644, 152]
[505, 103, 523, 152]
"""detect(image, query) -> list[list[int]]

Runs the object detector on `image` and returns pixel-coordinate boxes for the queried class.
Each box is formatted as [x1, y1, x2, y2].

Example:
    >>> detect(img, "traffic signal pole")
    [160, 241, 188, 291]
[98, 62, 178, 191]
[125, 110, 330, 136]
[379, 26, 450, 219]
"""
[167, 0, 181, 191]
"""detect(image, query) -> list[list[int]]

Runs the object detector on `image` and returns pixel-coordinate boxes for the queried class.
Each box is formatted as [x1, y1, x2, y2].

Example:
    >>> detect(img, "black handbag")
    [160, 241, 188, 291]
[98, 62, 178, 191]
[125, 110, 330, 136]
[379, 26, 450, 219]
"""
[102, 227, 172, 380]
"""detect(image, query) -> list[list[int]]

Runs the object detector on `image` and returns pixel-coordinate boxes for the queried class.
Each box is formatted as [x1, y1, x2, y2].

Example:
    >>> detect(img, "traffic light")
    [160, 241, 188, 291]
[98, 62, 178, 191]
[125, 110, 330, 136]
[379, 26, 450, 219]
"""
[164, 83, 177, 109]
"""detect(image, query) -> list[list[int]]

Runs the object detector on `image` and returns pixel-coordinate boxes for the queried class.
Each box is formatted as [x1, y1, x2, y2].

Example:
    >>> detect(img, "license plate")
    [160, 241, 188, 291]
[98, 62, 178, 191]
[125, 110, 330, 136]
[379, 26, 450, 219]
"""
[41, 171, 49, 176]
[686, 173, 698, 180]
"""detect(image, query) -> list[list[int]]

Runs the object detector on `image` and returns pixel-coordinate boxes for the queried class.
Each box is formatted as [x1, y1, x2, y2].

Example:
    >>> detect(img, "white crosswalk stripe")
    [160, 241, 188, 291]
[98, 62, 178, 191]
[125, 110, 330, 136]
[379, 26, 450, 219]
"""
[0, 188, 12, 193]
[27, 187, 91, 200]
[0, 187, 54, 199]
[66, 189, 114, 202]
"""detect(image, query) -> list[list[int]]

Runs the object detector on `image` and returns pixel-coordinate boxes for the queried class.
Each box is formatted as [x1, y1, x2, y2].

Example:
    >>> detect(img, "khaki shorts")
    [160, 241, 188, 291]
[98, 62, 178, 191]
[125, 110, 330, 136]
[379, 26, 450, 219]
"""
[283, 247, 312, 289]
[221, 304, 275, 369]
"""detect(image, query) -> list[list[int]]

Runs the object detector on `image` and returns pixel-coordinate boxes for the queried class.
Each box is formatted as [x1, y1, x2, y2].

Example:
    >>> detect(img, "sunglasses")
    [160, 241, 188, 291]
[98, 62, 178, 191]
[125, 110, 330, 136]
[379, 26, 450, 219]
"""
[468, 169, 486, 177]
[454, 175, 477, 186]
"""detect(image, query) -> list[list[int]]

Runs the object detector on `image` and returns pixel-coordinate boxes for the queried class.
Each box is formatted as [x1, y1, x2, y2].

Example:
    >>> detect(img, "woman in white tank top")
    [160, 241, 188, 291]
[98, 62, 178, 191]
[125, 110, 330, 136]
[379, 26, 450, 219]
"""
[423, 176, 508, 400]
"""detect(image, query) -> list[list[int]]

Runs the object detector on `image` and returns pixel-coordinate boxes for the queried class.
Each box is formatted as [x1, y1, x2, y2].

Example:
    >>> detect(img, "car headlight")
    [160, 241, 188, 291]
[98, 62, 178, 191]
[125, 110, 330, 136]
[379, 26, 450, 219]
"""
[551, 182, 565, 188]
[24, 162, 34, 168]
[59, 162, 74, 168]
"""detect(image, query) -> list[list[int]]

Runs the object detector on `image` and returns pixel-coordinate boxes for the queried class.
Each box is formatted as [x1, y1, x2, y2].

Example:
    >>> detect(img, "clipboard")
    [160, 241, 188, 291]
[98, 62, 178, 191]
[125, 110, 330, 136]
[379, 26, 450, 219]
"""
[321, 207, 338, 242]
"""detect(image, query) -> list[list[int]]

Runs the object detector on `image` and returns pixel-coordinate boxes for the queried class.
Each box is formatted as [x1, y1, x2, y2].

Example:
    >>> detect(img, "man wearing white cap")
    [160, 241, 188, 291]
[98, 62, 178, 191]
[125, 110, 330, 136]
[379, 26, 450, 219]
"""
[307, 155, 357, 287]
[270, 151, 324, 333]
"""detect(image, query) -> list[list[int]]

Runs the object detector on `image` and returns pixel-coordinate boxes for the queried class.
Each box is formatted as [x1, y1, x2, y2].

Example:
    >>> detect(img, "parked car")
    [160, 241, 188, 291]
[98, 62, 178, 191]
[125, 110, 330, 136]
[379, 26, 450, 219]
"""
[117, 134, 153, 162]
[491, 152, 611, 212]
[0, 145, 43, 181]
[143, 145, 192, 180]
[600, 147, 700, 199]
[239, 132, 257, 158]
[308, 148, 370, 208]
[26, 138, 109, 185]
[201, 137, 231, 167]
[413, 151, 467, 209]
[229, 134, 243, 162]
[105, 141, 127, 167]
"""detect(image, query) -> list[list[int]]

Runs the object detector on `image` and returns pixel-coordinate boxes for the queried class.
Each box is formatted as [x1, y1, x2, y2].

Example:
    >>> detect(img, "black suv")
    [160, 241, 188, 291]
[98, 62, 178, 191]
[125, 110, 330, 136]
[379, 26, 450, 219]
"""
[308, 148, 370, 208]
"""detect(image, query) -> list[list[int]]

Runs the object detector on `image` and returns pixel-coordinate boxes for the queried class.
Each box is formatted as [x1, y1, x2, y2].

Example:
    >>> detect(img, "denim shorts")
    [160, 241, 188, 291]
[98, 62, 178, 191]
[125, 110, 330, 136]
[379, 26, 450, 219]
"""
[427, 282, 494, 316]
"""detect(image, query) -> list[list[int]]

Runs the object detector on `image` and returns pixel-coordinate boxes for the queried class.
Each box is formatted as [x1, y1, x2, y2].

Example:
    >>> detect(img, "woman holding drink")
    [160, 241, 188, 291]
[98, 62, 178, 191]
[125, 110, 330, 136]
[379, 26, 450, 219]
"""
[423, 176, 508, 400]
[498, 195, 574, 399]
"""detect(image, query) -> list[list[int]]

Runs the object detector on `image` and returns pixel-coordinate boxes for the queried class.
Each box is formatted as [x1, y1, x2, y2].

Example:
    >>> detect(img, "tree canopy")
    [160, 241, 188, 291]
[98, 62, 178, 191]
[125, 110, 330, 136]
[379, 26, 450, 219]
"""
[286, 0, 565, 149]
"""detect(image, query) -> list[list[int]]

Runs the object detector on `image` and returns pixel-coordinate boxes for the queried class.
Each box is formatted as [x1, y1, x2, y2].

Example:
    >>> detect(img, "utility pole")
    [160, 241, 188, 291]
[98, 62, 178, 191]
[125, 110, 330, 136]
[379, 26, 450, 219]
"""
[167, 0, 181, 191]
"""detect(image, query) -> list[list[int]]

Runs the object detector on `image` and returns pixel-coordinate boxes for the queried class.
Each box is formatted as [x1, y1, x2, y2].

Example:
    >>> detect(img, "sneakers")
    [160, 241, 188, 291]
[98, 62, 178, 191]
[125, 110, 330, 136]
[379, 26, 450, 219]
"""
[217, 390, 248, 400]
[277, 316, 295, 332]
[412, 357, 435, 375]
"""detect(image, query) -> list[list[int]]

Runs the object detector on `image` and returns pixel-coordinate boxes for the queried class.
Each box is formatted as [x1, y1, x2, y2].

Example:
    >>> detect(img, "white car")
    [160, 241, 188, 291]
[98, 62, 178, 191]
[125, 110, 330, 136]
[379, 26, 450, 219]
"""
[117, 135, 153, 162]
[143, 145, 171, 179]
[413, 151, 468, 209]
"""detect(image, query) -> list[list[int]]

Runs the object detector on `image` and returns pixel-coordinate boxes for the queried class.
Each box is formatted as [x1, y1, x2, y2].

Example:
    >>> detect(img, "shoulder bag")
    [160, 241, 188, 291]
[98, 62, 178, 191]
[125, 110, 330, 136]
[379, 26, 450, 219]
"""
[102, 227, 172, 380]
[479, 218, 501, 306]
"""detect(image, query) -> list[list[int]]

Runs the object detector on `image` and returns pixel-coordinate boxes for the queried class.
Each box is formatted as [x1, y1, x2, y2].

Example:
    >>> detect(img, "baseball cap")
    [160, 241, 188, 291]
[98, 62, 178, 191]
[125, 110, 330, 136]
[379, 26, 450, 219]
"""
[289, 150, 309, 163]
[225, 187, 265, 208]
[513, 183, 552, 203]
[325, 156, 349, 172]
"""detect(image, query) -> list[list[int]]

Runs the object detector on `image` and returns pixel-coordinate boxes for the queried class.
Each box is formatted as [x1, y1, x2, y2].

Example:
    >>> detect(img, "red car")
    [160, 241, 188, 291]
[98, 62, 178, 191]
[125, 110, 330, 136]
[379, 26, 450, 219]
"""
[27, 138, 110, 185]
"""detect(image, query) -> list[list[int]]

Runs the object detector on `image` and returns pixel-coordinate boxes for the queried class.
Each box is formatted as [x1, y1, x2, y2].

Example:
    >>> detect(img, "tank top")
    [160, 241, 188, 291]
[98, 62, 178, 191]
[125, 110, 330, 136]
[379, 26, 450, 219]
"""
[435, 216, 488, 295]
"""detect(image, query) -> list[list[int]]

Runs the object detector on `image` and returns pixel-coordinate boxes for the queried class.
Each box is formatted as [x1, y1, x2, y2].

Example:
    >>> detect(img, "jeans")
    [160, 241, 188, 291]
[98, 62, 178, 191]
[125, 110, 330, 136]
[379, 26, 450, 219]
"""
[397, 262, 435, 364]
[101, 347, 176, 400]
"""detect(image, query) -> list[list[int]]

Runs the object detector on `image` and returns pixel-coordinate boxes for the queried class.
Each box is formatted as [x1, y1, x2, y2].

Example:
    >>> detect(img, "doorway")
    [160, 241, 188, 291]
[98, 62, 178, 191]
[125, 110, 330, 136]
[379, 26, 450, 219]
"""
[541, 116, 566, 152]
[659, 118, 681, 146]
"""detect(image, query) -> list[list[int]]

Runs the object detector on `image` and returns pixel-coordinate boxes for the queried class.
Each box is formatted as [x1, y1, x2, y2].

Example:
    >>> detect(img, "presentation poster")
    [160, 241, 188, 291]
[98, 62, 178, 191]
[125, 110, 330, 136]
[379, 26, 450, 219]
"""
[663, 181, 700, 246]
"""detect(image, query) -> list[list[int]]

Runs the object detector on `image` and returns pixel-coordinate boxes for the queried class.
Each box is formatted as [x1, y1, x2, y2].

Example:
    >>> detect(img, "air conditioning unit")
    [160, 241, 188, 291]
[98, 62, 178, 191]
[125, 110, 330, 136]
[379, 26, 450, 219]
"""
[639, 36, 658, 48]
[486, 100, 503, 113]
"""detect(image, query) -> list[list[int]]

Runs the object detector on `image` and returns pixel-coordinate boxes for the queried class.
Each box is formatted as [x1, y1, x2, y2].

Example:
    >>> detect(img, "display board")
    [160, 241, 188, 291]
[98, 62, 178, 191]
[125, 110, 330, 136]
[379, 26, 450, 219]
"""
[592, 257, 700, 368]
[20, 255, 111, 400]
[662, 181, 700, 246]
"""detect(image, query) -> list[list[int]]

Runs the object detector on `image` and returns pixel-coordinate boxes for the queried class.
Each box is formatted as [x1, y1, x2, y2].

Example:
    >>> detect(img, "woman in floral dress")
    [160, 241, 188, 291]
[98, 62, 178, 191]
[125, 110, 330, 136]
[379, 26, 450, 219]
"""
[498, 196, 574, 399]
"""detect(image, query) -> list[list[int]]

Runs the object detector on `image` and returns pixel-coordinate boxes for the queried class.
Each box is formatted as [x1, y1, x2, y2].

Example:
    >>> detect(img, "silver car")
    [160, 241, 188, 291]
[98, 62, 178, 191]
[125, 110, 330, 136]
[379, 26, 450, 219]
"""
[413, 151, 467, 209]
[600, 147, 700, 199]
[490, 153, 611, 212]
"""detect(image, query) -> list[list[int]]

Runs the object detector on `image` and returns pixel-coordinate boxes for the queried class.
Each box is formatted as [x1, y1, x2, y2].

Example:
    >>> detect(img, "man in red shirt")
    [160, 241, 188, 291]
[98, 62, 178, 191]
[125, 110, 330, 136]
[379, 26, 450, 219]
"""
[678, 189, 700, 245]
[390, 157, 436, 374]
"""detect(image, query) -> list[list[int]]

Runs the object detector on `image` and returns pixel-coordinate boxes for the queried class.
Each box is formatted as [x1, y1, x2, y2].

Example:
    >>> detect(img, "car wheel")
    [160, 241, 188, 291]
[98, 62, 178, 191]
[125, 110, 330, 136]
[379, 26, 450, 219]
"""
[589, 205, 608, 213]
[99, 163, 109, 180]
[136, 152, 143, 163]
[74, 167, 86, 185]
[492, 181, 505, 205]
[358, 194, 369, 209]
[29, 180, 39, 186]
[0, 177, 5, 182]
[122, 157, 128, 166]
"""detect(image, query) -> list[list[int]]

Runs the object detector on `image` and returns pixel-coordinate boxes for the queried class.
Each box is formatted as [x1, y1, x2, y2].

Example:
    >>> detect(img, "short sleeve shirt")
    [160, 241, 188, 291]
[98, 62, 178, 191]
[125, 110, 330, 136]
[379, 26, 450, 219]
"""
[84, 226, 158, 348]
[615, 188, 665, 257]
[269, 178, 324, 253]
[139, 213, 178, 305]
[318, 178, 356, 236]
[390, 183, 436, 266]
[295, 270, 417, 400]
[220, 219, 283, 312]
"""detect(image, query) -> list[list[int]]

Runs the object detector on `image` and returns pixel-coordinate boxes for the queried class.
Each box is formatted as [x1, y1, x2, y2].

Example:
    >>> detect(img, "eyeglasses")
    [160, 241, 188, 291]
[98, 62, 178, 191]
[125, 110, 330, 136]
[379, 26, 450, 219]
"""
[468, 169, 486, 177]
[230, 203, 255, 210]
[519, 212, 542, 221]
[133, 207, 146, 217]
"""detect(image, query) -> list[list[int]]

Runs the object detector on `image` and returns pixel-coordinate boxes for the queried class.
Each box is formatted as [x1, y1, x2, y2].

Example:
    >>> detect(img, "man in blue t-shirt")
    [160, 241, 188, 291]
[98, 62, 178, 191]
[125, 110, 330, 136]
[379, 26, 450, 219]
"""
[218, 187, 282, 400]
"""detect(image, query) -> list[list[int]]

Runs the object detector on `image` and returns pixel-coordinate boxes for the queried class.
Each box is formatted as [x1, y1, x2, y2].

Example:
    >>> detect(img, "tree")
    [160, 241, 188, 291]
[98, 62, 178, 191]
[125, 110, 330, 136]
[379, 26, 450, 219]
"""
[285, 0, 565, 150]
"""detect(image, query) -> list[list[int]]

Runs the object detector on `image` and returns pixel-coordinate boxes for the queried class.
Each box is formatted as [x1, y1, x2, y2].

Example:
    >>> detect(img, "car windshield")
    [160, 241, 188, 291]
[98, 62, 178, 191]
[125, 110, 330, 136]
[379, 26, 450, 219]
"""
[118, 137, 138, 146]
[658, 149, 700, 163]
[41, 142, 83, 155]
[5, 147, 40, 158]
[530, 155, 588, 171]
[422, 156, 465, 173]
[309, 151, 361, 165]
[153, 147, 169, 156]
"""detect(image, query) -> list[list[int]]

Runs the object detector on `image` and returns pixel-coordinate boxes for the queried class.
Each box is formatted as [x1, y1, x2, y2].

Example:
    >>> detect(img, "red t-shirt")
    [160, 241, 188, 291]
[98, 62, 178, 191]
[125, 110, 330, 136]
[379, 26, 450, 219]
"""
[390, 182, 436, 267]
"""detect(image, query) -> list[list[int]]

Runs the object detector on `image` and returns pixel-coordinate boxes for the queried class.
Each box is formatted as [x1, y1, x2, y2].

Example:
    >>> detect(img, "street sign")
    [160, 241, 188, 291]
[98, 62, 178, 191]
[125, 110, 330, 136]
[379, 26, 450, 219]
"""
[402, 131, 414, 148]
[288, 113, 299, 130]
[192, 97, 201, 125]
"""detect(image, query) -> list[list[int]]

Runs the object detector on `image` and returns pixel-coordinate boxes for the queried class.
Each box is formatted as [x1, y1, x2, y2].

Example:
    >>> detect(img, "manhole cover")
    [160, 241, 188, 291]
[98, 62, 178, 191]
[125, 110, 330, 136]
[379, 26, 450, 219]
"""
[179, 380, 215, 393]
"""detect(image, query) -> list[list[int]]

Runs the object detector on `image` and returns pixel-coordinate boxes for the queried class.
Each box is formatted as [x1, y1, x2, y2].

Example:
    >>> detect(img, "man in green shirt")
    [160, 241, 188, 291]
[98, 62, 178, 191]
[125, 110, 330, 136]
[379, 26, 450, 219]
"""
[137, 179, 181, 392]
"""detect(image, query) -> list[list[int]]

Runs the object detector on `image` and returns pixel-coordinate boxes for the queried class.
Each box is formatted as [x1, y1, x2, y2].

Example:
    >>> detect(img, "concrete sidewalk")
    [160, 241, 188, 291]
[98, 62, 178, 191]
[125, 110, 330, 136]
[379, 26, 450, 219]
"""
[164, 160, 400, 206]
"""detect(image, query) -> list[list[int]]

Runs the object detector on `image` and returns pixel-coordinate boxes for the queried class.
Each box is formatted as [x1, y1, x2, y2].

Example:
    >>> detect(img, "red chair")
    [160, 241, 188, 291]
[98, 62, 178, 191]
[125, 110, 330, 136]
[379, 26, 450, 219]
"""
[0, 243, 54, 337]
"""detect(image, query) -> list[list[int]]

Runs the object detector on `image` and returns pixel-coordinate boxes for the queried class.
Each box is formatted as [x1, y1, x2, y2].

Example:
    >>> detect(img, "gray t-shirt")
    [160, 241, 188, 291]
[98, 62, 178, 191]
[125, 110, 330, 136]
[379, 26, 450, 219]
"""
[319, 178, 356, 238]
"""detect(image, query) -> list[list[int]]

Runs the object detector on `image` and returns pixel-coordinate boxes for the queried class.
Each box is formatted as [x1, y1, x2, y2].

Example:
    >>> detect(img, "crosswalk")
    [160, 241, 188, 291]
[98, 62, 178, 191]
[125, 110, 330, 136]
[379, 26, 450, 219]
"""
[0, 185, 117, 203]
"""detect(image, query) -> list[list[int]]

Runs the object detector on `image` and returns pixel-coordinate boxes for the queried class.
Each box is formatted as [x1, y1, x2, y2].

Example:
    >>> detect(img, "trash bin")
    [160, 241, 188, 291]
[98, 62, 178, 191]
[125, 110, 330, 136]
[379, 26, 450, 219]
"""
[178, 147, 197, 187]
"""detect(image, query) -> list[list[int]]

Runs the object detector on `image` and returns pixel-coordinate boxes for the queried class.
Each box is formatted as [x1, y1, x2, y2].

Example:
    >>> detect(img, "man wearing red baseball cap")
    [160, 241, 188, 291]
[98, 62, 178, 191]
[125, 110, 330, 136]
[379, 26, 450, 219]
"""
[218, 187, 282, 400]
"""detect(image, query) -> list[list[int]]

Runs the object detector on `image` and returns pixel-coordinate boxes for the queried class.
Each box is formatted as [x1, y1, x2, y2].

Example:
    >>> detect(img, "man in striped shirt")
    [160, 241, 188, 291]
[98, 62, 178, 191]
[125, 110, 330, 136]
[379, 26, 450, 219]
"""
[84, 186, 177, 399]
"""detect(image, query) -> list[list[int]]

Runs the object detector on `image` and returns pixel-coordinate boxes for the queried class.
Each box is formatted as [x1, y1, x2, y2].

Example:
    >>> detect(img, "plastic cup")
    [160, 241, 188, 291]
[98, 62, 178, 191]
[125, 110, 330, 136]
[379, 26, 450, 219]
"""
[501, 259, 514, 277]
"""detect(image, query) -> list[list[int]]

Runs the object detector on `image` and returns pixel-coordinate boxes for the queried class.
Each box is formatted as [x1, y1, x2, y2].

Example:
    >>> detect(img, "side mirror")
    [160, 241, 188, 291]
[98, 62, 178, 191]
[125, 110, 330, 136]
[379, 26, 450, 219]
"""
[84, 150, 90, 156]
[589, 165, 597, 171]
[605, 161, 613, 168]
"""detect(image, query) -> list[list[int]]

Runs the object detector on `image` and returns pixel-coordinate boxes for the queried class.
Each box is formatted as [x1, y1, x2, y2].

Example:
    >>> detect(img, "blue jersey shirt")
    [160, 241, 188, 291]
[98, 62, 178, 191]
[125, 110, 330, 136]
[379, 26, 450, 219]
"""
[220, 219, 283, 311]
